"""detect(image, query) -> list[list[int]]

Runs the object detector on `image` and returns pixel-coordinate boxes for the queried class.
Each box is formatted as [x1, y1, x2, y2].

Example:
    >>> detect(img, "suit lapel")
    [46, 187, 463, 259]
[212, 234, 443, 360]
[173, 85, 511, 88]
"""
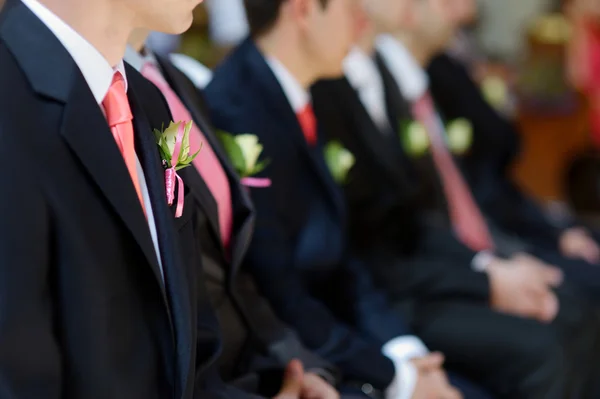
[127, 77, 192, 397]
[375, 51, 427, 187]
[244, 40, 345, 219]
[337, 77, 413, 188]
[374, 52, 412, 136]
[61, 80, 169, 283]
[157, 57, 255, 273]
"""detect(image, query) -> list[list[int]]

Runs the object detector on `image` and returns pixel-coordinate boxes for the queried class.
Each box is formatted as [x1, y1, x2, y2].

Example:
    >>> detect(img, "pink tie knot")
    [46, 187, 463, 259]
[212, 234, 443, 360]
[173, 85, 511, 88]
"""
[103, 72, 133, 128]
[141, 62, 169, 92]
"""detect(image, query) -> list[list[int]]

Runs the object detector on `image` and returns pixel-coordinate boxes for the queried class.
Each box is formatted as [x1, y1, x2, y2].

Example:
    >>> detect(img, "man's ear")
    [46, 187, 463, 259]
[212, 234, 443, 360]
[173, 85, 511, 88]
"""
[289, 0, 319, 29]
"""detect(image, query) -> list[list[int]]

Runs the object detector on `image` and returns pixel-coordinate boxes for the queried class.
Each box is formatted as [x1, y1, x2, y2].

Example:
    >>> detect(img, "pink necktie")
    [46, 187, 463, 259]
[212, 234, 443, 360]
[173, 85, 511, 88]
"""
[413, 92, 494, 252]
[102, 72, 146, 215]
[297, 104, 317, 146]
[142, 62, 233, 249]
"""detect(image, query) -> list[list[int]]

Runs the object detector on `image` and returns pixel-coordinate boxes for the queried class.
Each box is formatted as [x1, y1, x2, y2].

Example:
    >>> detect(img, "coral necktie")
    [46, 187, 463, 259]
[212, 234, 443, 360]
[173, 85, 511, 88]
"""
[297, 104, 318, 146]
[102, 72, 145, 214]
[412, 92, 494, 251]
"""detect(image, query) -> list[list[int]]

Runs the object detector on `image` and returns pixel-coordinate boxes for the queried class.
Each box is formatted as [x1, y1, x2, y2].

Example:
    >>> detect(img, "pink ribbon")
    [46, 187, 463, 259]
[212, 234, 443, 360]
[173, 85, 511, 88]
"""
[165, 123, 185, 218]
[240, 177, 272, 188]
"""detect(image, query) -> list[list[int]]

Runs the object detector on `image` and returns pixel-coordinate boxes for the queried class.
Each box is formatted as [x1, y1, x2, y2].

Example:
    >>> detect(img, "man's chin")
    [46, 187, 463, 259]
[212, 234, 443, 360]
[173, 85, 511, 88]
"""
[153, 14, 194, 35]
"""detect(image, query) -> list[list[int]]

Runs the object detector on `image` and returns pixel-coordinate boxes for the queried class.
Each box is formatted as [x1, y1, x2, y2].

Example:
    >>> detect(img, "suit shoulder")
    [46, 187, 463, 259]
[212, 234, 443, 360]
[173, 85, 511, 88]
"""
[204, 69, 257, 130]
[0, 42, 43, 131]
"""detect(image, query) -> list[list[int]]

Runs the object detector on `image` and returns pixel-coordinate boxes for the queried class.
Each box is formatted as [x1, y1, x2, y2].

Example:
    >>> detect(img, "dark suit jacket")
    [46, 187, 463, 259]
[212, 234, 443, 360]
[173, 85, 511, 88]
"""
[156, 56, 338, 396]
[204, 38, 408, 391]
[0, 1, 241, 398]
[310, 60, 489, 305]
[427, 53, 571, 250]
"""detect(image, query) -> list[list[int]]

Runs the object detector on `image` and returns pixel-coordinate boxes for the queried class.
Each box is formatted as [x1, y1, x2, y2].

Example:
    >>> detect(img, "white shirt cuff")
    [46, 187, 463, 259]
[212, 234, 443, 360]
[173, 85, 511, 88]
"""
[384, 361, 418, 399]
[382, 336, 429, 399]
[471, 250, 495, 272]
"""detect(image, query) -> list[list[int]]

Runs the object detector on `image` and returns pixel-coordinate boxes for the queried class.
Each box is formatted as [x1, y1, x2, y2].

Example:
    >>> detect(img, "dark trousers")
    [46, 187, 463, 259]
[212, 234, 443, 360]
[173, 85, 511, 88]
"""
[390, 282, 600, 399]
[339, 375, 492, 399]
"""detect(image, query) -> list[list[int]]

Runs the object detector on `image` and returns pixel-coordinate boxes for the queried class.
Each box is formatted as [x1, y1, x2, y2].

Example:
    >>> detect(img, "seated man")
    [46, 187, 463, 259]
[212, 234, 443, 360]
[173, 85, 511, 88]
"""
[311, 0, 600, 397]
[204, 0, 490, 398]
[427, 35, 600, 303]
[126, 30, 346, 399]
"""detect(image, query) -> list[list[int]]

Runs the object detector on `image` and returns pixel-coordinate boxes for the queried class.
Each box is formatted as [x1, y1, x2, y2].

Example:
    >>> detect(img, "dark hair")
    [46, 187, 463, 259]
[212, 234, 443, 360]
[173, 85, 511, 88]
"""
[244, 0, 330, 37]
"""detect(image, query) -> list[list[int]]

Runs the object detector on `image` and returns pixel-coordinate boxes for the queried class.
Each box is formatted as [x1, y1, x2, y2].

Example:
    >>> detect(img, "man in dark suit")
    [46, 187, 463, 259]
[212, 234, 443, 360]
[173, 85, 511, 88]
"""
[310, 0, 600, 398]
[203, 0, 494, 398]
[428, 51, 600, 300]
[0, 0, 259, 398]
[126, 31, 352, 399]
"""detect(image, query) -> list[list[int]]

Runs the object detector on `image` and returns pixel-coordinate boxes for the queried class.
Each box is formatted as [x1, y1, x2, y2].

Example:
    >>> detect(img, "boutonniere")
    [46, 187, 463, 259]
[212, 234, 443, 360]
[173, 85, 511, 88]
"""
[445, 118, 473, 155]
[216, 131, 271, 188]
[399, 117, 473, 157]
[324, 140, 355, 184]
[154, 121, 201, 217]
[399, 120, 430, 157]
[480, 75, 508, 111]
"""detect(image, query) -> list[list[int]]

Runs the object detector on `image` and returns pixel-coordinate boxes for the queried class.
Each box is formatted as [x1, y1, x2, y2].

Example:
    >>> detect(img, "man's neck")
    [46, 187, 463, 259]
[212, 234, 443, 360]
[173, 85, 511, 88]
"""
[255, 31, 317, 90]
[129, 29, 150, 53]
[39, 0, 135, 66]
[393, 33, 435, 67]
[357, 27, 377, 56]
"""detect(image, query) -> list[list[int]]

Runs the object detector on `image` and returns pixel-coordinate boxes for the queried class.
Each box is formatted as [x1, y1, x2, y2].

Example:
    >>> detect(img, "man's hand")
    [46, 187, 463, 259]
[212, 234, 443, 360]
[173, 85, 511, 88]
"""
[301, 373, 340, 399]
[411, 352, 445, 372]
[560, 227, 600, 264]
[487, 255, 560, 322]
[274, 360, 341, 399]
[410, 354, 462, 399]
[275, 360, 304, 399]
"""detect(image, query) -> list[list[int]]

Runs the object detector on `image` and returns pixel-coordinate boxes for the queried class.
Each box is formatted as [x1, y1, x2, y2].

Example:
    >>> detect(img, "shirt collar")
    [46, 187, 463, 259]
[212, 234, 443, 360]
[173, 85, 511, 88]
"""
[265, 56, 310, 113]
[375, 34, 428, 102]
[21, 0, 127, 105]
[125, 45, 158, 73]
[343, 46, 382, 91]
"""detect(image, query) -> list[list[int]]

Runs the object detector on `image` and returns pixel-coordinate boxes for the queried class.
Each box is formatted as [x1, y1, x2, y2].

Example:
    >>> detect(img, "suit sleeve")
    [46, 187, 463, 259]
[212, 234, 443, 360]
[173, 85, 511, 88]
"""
[204, 106, 396, 391]
[0, 154, 63, 398]
[427, 53, 566, 249]
[242, 196, 396, 390]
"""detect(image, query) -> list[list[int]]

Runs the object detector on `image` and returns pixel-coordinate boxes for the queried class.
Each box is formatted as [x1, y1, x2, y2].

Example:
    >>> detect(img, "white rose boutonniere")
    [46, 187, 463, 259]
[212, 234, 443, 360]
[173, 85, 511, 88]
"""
[324, 140, 355, 184]
[445, 118, 473, 155]
[217, 131, 271, 188]
[399, 120, 430, 157]
[399, 118, 473, 156]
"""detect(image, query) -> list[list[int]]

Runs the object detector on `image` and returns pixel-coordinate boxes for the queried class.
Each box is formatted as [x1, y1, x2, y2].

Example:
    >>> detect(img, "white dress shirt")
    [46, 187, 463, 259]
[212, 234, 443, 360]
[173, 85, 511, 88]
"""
[21, 0, 164, 278]
[343, 47, 392, 132]
[375, 35, 429, 103]
[265, 57, 311, 113]
[375, 34, 494, 272]
[170, 53, 214, 89]
[265, 55, 429, 399]
[125, 45, 157, 73]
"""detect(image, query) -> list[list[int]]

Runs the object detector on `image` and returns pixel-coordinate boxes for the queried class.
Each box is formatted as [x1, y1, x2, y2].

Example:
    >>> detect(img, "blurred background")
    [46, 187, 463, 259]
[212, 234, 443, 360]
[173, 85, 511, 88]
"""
[153, 0, 600, 227]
